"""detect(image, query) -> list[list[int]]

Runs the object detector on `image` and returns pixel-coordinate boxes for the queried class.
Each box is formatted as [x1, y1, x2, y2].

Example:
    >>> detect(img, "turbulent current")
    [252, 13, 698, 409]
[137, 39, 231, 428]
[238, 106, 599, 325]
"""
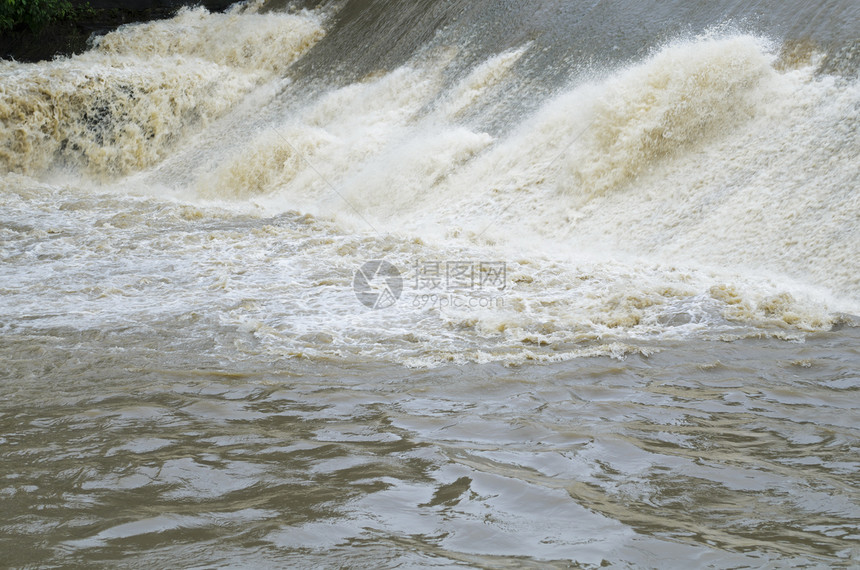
[1, 0, 858, 567]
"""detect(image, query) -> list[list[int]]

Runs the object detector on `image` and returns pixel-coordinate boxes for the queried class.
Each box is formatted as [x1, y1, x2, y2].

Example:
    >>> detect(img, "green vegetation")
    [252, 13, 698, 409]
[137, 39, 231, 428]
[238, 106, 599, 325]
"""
[0, 0, 74, 33]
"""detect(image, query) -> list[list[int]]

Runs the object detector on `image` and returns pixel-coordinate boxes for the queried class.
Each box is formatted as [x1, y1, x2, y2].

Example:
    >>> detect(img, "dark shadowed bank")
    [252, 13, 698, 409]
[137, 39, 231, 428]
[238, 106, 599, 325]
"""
[0, 0, 238, 62]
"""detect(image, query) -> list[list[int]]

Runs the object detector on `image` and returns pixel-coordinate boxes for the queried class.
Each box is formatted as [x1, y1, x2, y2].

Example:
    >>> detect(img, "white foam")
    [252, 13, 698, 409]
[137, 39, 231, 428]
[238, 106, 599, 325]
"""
[0, 7, 324, 177]
[2, 24, 858, 366]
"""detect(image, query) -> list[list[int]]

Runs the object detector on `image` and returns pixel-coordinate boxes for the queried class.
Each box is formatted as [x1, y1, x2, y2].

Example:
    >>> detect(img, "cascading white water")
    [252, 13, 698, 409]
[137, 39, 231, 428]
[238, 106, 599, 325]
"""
[2, 4, 858, 366]
[2, 2, 859, 567]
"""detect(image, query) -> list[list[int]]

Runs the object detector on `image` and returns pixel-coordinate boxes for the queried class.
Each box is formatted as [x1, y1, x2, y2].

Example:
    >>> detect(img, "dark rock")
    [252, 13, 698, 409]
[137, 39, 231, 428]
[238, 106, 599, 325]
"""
[0, 0, 239, 63]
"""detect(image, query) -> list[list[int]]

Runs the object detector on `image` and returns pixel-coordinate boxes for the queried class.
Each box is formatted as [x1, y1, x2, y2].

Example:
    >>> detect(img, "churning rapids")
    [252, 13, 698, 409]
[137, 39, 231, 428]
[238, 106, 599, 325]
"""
[1, 0, 858, 567]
